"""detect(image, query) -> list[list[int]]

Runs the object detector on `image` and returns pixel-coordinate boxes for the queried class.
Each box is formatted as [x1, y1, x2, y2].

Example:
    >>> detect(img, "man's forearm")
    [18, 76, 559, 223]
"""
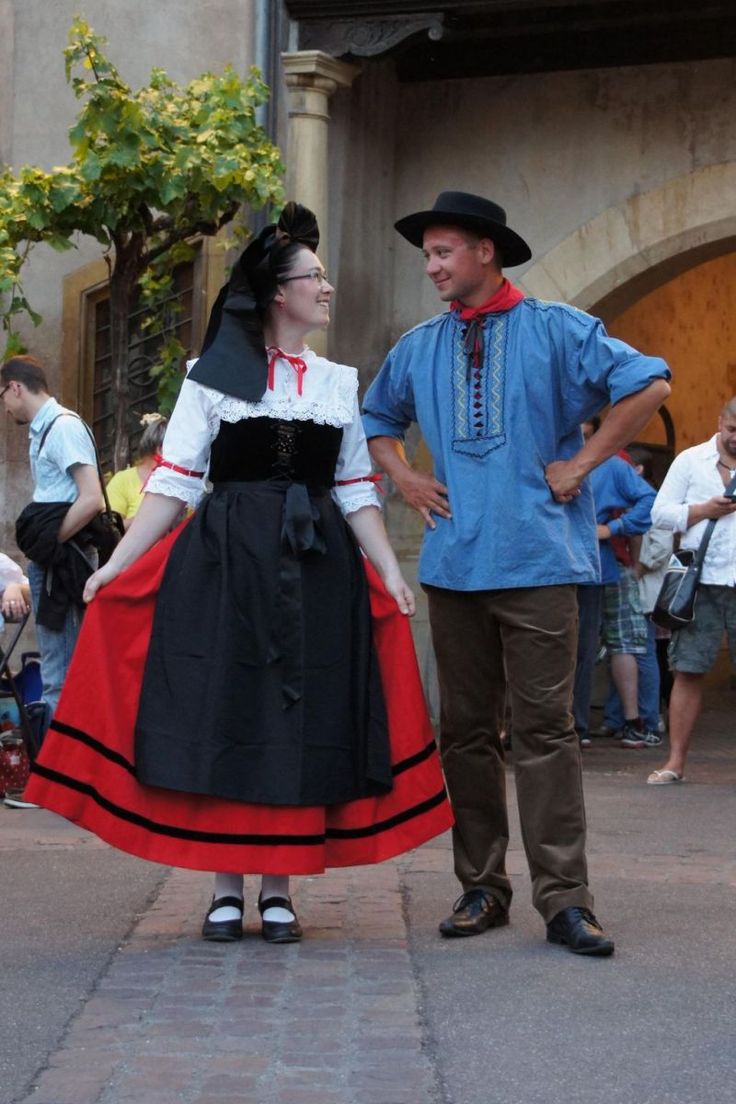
[57, 494, 103, 542]
[577, 379, 671, 478]
[367, 436, 412, 483]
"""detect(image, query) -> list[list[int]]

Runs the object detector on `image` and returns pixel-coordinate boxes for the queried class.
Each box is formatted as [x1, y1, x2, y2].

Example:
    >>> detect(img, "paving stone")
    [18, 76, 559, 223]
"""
[16, 825, 437, 1104]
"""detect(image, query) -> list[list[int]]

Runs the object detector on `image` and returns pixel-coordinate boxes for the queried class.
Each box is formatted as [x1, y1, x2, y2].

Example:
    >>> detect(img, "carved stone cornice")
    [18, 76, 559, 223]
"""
[298, 14, 444, 58]
[281, 50, 362, 90]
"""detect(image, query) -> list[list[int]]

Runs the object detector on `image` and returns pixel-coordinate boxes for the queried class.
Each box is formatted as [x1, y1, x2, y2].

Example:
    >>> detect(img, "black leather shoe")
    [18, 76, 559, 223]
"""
[258, 894, 303, 944]
[201, 895, 244, 942]
[546, 906, 614, 956]
[438, 889, 509, 938]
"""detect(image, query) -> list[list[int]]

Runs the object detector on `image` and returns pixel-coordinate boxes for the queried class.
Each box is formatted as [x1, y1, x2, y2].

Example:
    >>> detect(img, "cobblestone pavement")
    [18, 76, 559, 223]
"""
[18, 863, 439, 1104]
[8, 688, 735, 1104]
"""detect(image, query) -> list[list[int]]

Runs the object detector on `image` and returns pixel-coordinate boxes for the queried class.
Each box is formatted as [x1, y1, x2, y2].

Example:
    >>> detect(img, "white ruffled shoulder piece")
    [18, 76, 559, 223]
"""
[198, 350, 360, 432]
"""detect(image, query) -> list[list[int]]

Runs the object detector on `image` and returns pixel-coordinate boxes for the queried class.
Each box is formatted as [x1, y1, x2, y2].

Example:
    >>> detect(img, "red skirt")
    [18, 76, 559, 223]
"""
[26, 526, 452, 874]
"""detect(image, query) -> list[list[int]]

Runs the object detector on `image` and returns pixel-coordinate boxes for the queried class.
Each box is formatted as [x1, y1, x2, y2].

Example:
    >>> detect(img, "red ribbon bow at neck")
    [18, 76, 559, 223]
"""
[267, 347, 308, 396]
[451, 279, 525, 378]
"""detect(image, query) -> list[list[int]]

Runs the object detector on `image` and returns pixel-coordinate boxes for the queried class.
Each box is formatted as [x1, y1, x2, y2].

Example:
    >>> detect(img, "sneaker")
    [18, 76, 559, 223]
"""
[579, 734, 592, 748]
[3, 789, 40, 809]
[620, 723, 646, 749]
[640, 730, 663, 747]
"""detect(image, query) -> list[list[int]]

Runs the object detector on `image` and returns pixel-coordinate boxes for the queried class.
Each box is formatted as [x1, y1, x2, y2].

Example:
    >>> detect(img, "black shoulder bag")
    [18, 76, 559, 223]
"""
[652, 471, 736, 630]
[37, 414, 125, 565]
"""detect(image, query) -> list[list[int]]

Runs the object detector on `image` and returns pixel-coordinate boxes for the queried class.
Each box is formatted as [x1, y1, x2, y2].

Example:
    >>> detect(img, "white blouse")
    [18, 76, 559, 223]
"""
[146, 349, 381, 517]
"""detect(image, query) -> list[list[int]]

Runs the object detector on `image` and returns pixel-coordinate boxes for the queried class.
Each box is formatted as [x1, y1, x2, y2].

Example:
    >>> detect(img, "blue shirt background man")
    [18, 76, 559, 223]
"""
[364, 191, 670, 955]
[1, 355, 102, 724]
[573, 453, 656, 751]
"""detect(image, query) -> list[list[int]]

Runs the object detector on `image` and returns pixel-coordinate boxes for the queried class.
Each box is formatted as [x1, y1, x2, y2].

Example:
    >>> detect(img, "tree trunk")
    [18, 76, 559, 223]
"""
[108, 237, 144, 472]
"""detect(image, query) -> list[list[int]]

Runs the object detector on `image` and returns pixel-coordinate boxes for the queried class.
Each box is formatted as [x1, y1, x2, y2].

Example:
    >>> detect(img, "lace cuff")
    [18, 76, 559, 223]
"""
[146, 468, 206, 509]
[332, 483, 382, 517]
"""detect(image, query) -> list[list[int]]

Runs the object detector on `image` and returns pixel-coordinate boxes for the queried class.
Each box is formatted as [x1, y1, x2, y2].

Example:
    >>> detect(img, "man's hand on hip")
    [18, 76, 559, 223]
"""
[394, 469, 451, 530]
[544, 459, 585, 503]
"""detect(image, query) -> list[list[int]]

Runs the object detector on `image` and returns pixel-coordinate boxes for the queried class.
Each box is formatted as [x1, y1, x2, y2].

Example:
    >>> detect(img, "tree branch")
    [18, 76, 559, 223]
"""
[151, 212, 174, 233]
[144, 203, 240, 266]
[138, 204, 155, 237]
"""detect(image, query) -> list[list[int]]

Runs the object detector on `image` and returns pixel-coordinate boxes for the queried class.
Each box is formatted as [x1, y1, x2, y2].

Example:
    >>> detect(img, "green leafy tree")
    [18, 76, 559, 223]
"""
[0, 17, 283, 469]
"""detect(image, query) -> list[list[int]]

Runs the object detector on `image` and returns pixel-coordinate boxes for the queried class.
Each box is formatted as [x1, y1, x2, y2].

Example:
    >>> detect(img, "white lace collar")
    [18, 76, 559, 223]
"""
[186, 353, 359, 430]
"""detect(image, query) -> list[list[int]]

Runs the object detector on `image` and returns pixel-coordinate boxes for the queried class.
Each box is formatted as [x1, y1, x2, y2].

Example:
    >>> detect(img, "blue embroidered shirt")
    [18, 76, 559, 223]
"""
[362, 298, 670, 591]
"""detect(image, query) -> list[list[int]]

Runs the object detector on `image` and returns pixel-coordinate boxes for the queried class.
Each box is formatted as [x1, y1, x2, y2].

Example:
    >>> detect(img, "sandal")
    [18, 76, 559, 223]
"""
[201, 895, 244, 942]
[647, 769, 685, 786]
[258, 893, 302, 944]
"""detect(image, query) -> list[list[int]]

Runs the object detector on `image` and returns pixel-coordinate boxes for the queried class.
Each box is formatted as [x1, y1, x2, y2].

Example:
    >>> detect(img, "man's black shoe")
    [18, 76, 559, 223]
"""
[546, 906, 614, 956]
[439, 889, 509, 938]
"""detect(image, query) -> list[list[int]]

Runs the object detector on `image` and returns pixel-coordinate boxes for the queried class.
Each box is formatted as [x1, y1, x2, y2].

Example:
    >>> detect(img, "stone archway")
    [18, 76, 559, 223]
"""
[520, 162, 736, 316]
[522, 163, 736, 456]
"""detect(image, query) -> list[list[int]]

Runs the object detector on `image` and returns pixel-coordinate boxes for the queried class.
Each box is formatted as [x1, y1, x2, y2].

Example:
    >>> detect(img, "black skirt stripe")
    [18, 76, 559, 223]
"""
[391, 738, 436, 777]
[48, 720, 436, 783]
[30, 760, 448, 848]
[324, 790, 447, 840]
[50, 720, 137, 777]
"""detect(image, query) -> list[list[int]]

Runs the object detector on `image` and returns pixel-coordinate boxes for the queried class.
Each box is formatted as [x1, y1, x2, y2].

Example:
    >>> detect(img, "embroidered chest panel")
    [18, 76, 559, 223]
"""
[451, 316, 508, 458]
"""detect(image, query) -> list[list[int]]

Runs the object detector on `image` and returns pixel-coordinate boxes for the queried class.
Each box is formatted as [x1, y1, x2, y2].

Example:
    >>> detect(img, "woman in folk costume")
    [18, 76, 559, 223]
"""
[26, 202, 451, 943]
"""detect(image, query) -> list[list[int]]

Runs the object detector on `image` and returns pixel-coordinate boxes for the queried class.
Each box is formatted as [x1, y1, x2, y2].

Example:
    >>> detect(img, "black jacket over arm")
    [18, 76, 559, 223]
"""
[15, 503, 103, 630]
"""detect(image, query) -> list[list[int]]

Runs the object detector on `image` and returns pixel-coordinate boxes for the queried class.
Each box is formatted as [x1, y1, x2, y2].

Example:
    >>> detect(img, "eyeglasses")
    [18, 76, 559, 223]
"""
[281, 269, 329, 286]
[0, 383, 11, 400]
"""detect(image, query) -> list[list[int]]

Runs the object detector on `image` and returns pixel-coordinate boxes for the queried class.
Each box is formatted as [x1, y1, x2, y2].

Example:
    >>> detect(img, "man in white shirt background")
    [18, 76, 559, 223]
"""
[648, 397, 736, 784]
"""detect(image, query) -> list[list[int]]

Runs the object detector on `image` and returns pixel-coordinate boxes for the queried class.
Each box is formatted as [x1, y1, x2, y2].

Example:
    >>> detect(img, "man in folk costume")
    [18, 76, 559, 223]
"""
[364, 191, 671, 954]
[25, 203, 452, 943]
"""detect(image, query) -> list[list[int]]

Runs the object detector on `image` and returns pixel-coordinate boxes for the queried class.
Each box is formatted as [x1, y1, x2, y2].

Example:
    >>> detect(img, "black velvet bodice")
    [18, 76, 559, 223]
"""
[209, 417, 344, 489]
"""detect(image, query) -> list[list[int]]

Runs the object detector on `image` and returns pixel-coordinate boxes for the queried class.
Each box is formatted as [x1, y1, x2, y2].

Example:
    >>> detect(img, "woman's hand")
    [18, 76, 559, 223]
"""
[383, 568, 416, 617]
[1, 582, 29, 619]
[83, 563, 122, 604]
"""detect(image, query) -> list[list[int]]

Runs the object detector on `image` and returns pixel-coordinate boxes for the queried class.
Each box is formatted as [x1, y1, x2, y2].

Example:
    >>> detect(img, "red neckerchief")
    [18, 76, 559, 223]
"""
[450, 278, 525, 320]
[451, 280, 525, 377]
[267, 347, 308, 396]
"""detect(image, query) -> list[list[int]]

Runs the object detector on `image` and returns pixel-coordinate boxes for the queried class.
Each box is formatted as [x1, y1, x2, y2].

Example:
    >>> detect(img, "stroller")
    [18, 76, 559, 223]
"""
[0, 613, 47, 804]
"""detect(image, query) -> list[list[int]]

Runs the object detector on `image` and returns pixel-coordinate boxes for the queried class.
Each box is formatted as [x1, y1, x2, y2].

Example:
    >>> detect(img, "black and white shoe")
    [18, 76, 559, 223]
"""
[201, 895, 244, 942]
[258, 894, 302, 944]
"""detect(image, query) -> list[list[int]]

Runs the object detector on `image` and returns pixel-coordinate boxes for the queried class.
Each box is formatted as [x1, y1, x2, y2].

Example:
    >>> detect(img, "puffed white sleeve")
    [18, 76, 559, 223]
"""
[145, 372, 218, 509]
[332, 391, 382, 517]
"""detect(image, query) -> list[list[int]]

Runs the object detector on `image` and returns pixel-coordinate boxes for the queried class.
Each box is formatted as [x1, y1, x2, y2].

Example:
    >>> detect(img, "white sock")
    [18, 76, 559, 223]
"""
[209, 872, 244, 923]
[260, 874, 294, 922]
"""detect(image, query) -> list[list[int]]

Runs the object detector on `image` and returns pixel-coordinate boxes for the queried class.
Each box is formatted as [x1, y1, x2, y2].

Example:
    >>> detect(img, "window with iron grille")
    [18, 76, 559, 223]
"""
[89, 259, 196, 471]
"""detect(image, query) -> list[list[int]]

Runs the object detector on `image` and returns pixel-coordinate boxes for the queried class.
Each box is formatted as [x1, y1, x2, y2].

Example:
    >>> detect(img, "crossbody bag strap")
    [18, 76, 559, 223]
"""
[36, 413, 114, 516]
[692, 470, 736, 571]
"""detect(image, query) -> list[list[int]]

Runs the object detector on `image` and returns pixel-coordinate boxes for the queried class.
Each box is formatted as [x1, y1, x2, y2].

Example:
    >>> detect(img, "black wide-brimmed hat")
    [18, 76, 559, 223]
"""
[394, 191, 532, 267]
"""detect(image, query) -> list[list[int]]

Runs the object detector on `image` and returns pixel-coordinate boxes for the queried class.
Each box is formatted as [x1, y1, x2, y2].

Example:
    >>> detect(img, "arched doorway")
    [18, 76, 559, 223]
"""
[522, 164, 736, 467]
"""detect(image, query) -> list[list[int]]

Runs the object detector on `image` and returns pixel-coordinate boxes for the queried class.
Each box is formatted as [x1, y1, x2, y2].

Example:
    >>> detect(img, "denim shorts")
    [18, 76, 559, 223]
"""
[669, 584, 736, 674]
[602, 567, 648, 655]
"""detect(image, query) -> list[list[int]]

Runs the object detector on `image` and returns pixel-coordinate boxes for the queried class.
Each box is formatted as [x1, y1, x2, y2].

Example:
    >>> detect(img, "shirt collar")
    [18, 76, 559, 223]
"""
[701, 433, 721, 459]
[28, 397, 61, 438]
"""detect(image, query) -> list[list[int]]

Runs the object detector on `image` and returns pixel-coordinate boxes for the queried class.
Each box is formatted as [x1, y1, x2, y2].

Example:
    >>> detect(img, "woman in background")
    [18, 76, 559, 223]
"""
[106, 414, 168, 529]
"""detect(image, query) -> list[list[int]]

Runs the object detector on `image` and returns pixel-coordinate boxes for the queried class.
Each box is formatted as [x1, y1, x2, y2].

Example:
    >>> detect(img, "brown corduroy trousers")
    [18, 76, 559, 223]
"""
[425, 583, 593, 923]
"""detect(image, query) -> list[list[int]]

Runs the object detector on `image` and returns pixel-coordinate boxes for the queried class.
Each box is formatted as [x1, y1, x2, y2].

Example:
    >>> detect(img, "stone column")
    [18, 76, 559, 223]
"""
[281, 51, 360, 353]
